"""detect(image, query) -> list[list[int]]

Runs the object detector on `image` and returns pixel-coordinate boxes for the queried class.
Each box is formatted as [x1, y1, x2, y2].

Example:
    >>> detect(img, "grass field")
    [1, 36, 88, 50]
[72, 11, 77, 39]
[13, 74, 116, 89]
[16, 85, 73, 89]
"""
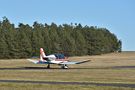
[0, 83, 134, 90]
[0, 52, 135, 90]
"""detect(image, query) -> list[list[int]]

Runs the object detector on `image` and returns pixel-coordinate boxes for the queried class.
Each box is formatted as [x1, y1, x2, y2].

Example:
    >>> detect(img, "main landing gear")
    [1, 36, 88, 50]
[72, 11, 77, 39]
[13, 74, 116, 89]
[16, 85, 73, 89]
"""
[47, 64, 50, 69]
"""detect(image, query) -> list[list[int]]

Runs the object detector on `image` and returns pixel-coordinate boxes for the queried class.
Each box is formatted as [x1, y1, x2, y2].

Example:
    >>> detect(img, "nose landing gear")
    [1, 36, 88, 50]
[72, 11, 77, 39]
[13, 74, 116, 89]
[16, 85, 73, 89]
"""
[61, 64, 68, 69]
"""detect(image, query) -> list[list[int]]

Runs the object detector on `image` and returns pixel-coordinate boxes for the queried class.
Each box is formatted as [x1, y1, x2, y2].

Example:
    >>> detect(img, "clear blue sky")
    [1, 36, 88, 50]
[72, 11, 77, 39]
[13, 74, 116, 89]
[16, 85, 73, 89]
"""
[0, 0, 135, 51]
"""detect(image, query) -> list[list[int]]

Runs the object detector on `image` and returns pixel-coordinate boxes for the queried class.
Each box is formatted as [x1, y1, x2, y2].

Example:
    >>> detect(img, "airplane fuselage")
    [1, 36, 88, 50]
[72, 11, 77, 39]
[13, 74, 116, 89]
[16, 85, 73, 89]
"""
[43, 54, 68, 64]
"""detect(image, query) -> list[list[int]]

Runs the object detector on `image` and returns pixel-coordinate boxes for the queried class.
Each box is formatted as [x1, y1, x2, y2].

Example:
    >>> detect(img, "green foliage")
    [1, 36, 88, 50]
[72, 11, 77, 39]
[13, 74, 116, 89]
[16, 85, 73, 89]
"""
[0, 17, 122, 58]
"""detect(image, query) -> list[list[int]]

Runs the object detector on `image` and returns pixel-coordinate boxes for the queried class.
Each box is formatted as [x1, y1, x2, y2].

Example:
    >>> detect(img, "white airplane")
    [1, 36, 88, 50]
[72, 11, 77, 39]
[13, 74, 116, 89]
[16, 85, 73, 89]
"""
[27, 48, 90, 69]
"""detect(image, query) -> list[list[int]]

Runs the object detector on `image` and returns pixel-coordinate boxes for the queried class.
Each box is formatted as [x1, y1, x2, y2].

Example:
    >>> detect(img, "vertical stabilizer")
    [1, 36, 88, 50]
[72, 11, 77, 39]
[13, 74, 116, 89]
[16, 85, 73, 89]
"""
[40, 48, 46, 57]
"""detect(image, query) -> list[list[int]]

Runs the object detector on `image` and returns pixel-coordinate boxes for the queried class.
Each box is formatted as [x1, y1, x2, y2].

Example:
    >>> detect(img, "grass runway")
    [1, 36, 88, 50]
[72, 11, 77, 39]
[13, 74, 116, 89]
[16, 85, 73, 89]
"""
[0, 52, 135, 90]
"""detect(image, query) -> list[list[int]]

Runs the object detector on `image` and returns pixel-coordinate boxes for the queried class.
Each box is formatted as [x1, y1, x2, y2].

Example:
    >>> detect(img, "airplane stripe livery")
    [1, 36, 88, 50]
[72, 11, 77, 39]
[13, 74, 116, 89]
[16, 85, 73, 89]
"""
[27, 48, 90, 69]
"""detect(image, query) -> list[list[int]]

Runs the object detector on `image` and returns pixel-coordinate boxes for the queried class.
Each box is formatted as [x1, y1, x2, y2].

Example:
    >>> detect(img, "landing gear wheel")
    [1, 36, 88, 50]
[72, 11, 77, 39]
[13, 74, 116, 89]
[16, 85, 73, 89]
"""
[61, 64, 68, 69]
[47, 64, 50, 69]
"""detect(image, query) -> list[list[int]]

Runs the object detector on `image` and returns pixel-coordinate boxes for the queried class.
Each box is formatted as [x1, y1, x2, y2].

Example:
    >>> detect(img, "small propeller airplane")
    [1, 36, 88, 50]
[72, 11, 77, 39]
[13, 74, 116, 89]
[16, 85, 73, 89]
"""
[27, 48, 90, 69]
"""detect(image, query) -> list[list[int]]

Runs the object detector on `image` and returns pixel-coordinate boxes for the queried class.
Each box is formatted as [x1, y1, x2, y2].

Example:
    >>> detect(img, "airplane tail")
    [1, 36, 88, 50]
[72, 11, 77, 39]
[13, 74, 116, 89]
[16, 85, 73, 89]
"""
[40, 48, 46, 57]
[40, 48, 46, 61]
[27, 48, 47, 64]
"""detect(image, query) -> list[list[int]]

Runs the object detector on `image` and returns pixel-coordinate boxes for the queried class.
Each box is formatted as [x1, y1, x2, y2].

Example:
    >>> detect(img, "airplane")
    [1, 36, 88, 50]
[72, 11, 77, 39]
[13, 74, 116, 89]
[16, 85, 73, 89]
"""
[27, 48, 90, 69]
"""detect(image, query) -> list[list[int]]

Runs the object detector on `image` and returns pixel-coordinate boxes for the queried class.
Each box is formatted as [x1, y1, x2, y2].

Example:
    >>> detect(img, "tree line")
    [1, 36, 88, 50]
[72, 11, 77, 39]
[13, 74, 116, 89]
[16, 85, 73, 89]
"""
[0, 17, 122, 59]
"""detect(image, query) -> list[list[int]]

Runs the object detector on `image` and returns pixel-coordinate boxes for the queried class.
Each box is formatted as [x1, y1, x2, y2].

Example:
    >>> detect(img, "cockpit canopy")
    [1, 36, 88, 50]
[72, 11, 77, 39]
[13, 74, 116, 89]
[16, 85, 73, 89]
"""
[54, 53, 65, 59]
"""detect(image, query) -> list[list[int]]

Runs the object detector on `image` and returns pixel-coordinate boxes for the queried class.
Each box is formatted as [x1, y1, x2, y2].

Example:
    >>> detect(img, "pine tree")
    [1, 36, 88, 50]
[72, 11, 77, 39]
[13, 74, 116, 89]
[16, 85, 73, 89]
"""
[31, 22, 44, 56]
[0, 29, 8, 58]
[1, 17, 16, 58]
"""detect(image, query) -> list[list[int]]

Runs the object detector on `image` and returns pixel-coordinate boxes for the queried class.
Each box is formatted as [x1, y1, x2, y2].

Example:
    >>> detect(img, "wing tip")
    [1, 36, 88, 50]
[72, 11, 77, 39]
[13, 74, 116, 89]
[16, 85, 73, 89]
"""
[76, 60, 91, 64]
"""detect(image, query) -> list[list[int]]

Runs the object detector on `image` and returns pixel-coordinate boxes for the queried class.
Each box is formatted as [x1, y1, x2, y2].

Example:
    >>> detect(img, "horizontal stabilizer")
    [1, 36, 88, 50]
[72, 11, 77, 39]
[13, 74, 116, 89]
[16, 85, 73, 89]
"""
[27, 59, 39, 64]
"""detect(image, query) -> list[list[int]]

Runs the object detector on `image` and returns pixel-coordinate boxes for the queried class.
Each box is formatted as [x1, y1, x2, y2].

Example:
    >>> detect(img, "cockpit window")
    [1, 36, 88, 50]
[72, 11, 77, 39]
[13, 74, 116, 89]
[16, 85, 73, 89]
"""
[55, 54, 65, 59]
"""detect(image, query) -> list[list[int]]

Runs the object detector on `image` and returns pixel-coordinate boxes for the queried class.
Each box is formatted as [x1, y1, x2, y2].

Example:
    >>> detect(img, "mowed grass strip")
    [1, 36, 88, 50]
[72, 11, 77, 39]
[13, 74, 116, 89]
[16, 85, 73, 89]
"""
[0, 83, 134, 90]
[0, 52, 135, 84]
[0, 69, 135, 84]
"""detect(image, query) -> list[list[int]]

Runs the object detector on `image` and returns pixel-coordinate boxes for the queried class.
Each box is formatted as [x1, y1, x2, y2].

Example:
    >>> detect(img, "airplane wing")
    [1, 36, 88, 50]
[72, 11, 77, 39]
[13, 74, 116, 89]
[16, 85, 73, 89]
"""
[27, 59, 90, 65]
[60, 60, 91, 65]
[27, 59, 39, 64]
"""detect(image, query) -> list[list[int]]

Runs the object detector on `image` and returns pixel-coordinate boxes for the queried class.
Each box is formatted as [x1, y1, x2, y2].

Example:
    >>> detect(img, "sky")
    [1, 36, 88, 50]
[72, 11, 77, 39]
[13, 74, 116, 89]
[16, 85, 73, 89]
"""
[0, 0, 135, 51]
